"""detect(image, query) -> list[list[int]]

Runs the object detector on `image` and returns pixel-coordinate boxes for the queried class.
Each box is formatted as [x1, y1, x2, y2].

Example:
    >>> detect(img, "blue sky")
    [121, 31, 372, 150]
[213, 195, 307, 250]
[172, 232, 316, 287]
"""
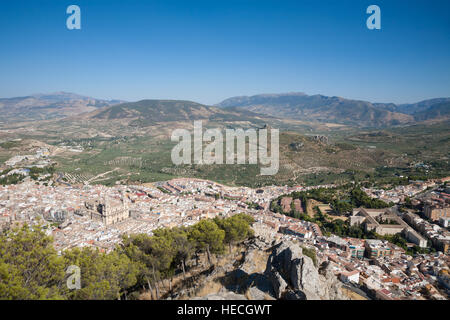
[0, 0, 449, 104]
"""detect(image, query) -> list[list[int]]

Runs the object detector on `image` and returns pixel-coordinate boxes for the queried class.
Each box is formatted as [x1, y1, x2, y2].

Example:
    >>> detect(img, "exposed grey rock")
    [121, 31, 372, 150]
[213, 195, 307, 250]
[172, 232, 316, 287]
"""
[181, 240, 347, 301]
[192, 291, 247, 300]
[240, 249, 258, 275]
[247, 287, 274, 300]
[318, 263, 349, 300]
[290, 254, 321, 300]
[265, 240, 346, 300]
[266, 241, 303, 278]
[269, 271, 288, 299]
[252, 222, 278, 247]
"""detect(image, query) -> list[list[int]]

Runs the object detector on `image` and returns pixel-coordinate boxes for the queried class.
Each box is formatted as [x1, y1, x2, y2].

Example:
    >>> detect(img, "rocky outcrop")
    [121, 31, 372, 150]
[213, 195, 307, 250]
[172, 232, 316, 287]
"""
[319, 262, 348, 300]
[251, 222, 279, 247]
[182, 237, 348, 300]
[270, 271, 288, 299]
[265, 241, 348, 300]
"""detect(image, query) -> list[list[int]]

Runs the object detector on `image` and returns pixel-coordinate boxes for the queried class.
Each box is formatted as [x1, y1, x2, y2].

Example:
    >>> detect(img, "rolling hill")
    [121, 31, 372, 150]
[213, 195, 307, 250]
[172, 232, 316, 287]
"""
[87, 99, 272, 127]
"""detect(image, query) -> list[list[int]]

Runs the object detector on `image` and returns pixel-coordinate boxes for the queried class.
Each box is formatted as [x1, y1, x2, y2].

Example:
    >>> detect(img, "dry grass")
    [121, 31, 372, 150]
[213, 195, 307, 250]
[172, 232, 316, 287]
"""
[341, 288, 367, 300]
[194, 280, 224, 298]
[250, 250, 271, 274]
[138, 244, 268, 300]
[264, 293, 275, 300]
[306, 199, 322, 217]
[139, 291, 153, 300]
[316, 203, 349, 221]
[245, 289, 252, 300]
[327, 215, 348, 222]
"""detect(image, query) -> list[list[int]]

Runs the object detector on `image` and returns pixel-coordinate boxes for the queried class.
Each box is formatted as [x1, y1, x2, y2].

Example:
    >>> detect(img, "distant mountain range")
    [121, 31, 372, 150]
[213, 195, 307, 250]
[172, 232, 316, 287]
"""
[386, 98, 450, 114]
[0, 91, 448, 127]
[216, 93, 450, 127]
[0, 92, 124, 122]
[412, 101, 450, 121]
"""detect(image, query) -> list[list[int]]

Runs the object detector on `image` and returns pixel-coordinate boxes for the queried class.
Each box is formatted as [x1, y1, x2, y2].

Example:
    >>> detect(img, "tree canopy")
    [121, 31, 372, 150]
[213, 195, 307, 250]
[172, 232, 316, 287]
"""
[0, 214, 255, 300]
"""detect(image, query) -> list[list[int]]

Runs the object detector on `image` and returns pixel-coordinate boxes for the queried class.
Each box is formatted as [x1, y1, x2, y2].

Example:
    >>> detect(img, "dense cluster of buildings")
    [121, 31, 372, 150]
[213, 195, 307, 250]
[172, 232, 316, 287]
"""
[362, 180, 437, 204]
[0, 178, 302, 252]
[255, 209, 449, 299]
[403, 211, 450, 254]
[0, 174, 448, 300]
[312, 235, 448, 300]
[350, 208, 428, 247]
[423, 191, 450, 222]
[3, 146, 51, 169]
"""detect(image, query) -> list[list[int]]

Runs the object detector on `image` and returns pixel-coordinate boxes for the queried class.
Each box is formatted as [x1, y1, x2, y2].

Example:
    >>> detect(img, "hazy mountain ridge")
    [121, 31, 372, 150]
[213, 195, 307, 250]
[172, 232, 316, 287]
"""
[413, 101, 450, 121]
[1, 92, 448, 128]
[0, 92, 125, 122]
[217, 93, 449, 127]
[396, 98, 450, 114]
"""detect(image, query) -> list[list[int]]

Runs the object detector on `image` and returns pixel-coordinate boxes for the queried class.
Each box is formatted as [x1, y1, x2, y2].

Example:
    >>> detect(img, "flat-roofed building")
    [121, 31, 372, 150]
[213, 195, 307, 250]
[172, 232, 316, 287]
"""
[424, 203, 450, 221]
[340, 270, 360, 284]
[365, 239, 392, 259]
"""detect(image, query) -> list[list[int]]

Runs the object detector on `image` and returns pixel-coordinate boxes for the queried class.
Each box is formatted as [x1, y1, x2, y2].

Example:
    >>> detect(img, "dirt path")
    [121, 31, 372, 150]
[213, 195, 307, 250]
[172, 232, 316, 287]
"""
[86, 167, 120, 183]
[306, 199, 323, 217]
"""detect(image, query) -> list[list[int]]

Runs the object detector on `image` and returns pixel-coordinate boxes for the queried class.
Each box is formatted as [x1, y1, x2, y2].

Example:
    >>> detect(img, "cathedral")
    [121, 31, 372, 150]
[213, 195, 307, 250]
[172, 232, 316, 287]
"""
[84, 194, 130, 226]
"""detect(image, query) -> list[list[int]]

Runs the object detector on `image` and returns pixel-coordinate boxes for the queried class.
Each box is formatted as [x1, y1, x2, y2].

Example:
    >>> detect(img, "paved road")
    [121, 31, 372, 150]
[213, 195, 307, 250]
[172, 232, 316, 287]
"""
[56, 173, 71, 187]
